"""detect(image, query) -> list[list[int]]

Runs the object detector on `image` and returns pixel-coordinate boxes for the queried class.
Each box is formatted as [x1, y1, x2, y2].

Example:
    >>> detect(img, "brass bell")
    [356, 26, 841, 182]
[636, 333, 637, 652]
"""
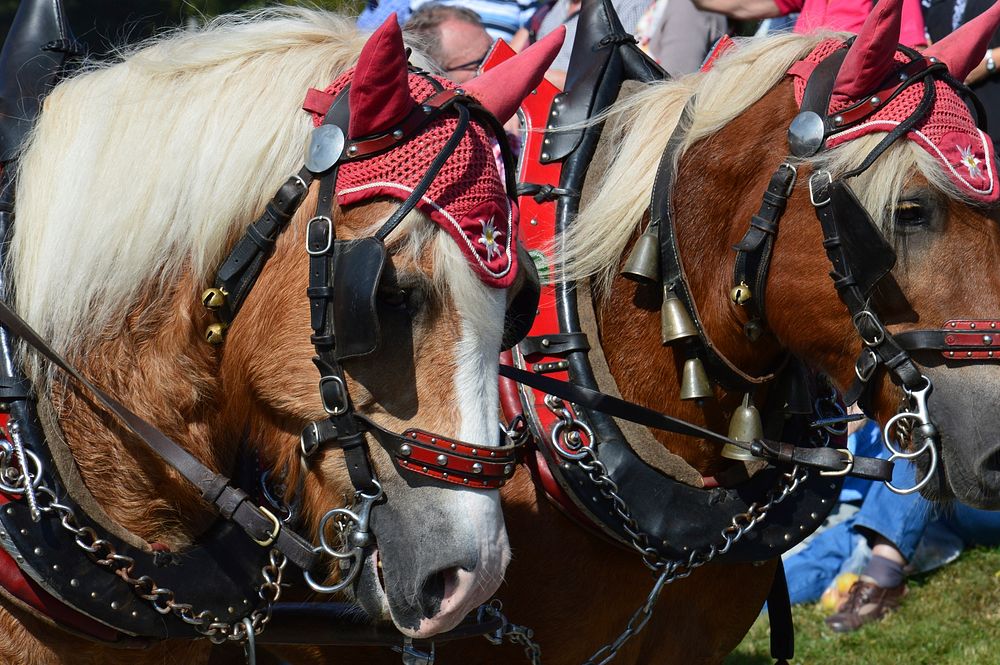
[729, 281, 752, 306]
[201, 287, 227, 311]
[205, 322, 228, 345]
[722, 393, 763, 461]
[679, 357, 713, 401]
[621, 221, 660, 284]
[661, 287, 698, 344]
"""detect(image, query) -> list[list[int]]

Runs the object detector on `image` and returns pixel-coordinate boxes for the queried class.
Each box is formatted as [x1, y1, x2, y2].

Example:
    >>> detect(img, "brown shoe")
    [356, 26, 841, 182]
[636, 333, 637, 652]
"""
[824, 577, 907, 633]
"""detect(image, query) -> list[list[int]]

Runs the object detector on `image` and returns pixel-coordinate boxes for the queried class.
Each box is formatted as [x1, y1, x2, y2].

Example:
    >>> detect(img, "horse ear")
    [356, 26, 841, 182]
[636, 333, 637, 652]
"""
[349, 14, 415, 138]
[461, 26, 566, 123]
[831, 0, 903, 104]
[924, 2, 1000, 82]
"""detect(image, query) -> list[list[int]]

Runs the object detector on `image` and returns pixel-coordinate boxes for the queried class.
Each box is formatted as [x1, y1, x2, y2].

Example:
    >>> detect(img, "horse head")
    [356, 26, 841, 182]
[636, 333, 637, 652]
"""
[563, 0, 1000, 508]
[11, 9, 561, 643]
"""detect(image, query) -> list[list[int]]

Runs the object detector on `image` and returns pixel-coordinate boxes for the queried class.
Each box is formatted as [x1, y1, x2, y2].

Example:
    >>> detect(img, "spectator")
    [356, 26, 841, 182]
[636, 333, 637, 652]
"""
[924, 0, 1000, 149]
[358, 0, 413, 31]
[634, 0, 728, 76]
[691, 0, 928, 47]
[783, 420, 1000, 633]
[411, 0, 540, 40]
[404, 4, 494, 83]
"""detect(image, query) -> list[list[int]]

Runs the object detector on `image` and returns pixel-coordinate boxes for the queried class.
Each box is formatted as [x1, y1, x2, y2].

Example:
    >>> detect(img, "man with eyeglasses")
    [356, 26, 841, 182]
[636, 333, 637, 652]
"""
[404, 4, 495, 84]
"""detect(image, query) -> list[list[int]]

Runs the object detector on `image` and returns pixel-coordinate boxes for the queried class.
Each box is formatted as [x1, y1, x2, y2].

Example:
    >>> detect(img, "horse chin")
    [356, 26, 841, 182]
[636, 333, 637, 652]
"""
[352, 548, 391, 621]
[918, 365, 1000, 509]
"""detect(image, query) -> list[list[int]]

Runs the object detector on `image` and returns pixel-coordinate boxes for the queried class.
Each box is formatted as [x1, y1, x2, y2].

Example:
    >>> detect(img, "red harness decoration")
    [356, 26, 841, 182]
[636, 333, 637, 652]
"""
[942, 320, 999, 359]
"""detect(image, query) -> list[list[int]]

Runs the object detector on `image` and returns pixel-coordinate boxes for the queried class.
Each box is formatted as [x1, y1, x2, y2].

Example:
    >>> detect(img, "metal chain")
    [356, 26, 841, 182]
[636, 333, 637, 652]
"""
[0, 426, 285, 643]
[479, 599, 543, 665]
[543, 395, 809, 665]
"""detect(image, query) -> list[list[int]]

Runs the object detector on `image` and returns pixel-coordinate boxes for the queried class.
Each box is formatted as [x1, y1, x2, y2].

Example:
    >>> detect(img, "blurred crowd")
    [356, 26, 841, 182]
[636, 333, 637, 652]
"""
[359, 0, 1000, 148]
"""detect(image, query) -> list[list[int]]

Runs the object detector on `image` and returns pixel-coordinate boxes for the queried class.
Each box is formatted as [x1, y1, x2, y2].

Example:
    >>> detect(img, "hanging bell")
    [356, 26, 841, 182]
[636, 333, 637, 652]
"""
[679, 357, 713, 401]
[729, 281, 752, 306]
[201, 287, 227, 311]
[661, 287, 698, 344]
[722, 393, 763, 461]
[205, 322, 228, 345]
[621, 221, 660, 284]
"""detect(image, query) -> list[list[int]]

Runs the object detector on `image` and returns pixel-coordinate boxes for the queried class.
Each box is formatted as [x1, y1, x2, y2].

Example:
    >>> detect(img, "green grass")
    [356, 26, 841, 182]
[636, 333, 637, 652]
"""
[724, 548, 1000, 665]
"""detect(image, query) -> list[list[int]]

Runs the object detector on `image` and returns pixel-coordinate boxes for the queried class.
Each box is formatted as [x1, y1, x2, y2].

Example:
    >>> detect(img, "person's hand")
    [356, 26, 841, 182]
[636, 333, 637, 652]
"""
[509, 28, 530, 52]
[966, 48, 995, 86]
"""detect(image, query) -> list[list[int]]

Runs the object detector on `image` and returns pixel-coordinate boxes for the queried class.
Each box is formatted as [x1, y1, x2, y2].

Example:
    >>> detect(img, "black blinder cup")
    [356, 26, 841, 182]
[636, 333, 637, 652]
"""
[830, 181, 897, 297]
[502, 245, 541, 351]
[332, 237, 387, 361]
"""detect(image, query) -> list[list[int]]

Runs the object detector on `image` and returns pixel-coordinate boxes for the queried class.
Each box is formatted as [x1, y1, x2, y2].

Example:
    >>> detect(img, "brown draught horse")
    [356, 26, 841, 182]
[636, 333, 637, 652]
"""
[0, 8, 563, 664]
[281, 0, 1000, 663]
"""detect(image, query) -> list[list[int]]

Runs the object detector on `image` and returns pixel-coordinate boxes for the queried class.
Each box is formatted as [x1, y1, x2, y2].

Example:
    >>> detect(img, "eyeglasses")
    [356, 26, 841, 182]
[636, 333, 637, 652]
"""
[445, 52, 488, 73]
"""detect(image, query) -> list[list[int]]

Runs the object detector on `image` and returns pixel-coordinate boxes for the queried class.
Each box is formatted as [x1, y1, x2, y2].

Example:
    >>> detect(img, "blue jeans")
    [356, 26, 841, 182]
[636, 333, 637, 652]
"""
[785, 452, 1000, 604]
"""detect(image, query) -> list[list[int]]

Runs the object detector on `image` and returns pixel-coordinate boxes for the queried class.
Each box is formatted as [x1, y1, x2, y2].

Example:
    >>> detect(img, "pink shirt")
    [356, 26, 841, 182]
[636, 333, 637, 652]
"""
[773, 0, 927, 48]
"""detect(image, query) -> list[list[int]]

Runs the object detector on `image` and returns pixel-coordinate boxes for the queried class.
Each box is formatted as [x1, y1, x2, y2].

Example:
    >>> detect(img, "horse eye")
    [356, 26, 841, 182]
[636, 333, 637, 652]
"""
[379, 286, 408, 308]
[894, 201, 928, 229]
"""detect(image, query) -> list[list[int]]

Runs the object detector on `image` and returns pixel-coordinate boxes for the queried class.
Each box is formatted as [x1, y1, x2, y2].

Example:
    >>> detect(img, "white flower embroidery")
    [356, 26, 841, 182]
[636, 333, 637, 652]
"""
[959, 144, 982, 179]
[477, 216, 504, 261]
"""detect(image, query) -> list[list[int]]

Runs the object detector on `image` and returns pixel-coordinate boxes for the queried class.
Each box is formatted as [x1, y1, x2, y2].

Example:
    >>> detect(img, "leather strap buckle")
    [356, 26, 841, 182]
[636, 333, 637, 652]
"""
[306, 216, 334, 256]
[252, 506, 282, 547]
[819, 448, 855, 477]
[319, 375, 350, 415]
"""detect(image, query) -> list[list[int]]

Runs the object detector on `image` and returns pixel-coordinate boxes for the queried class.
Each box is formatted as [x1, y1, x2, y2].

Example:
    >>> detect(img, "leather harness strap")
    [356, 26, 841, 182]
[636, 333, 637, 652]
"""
[0, 298, 321, 572]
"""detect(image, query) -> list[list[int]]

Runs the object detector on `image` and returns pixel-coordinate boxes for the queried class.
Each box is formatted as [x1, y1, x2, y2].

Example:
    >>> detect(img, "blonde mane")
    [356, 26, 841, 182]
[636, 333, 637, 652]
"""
[10, 7, 446, 365]
[562, 31, 970, 292]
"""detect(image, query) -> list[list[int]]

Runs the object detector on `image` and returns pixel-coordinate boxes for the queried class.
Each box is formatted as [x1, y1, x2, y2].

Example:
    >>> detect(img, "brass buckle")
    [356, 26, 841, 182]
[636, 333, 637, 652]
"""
[252, 506, 282, 547]
[820, 448, 855, 477]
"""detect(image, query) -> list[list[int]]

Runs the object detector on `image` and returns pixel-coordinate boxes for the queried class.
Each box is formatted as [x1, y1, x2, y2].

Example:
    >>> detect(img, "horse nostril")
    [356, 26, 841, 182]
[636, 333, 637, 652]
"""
[980, 449, 1000, 475]
[418, 567, 461, 619]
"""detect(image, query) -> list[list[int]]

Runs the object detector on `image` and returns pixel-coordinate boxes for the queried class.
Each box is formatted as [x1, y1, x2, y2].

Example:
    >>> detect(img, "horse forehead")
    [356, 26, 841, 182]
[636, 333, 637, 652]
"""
[790, 38, 998, 203]
[311, 70, 519, 288]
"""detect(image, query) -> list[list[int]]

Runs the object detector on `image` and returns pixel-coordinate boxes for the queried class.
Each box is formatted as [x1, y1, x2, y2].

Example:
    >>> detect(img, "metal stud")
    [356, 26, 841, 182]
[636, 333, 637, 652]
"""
[968, 351, 974, 357]
[131, 611, 139, 618]
[463, 478, 469, 484]
[541, 152, 550, 161]
[392, 129, 404, 139]
[450, 443, 457, 450]
[833, 114, 844, 125]
[400, 444, 411, 457]
[51, 564, 59, 572]
[90, 591, 98, 598]
[541, 338, 551, 348]
[870, 96, 881, 106]
[111, 601, 120, 610]
[490, 451, 496, 457]
[71, 579, 79, 587]
[971, 322, 977, 329]
[530, 218, 538, 226]
[503, 464, 513, 475]
[33, 547, 41, 556]
[455, 88, 465, 96]
[472, 449, 478, 456]
[950, 321, 958, 327]
[422, 105, 433, 114]
[984, 335, 993, 345]
[436, 454, 448, 466]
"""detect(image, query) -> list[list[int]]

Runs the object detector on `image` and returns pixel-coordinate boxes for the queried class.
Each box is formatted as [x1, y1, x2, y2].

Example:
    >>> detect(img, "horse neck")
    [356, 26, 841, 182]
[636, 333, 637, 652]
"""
[597, 87, 800, 475]
[50, 274, 230, 548]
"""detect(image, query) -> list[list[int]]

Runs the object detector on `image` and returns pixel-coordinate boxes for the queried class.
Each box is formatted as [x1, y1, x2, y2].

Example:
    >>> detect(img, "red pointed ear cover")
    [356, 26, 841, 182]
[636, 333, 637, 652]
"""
[308, 72, 519, 288]
[791, 39, 998, 202]
[348, 16, 415, 138]
[830, 0, 902, 104]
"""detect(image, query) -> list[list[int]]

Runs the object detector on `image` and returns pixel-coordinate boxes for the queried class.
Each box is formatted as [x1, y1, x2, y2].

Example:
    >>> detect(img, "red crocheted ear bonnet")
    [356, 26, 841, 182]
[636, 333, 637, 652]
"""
[303, 17, 564, 289]
[788, 0, 1000, 202]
